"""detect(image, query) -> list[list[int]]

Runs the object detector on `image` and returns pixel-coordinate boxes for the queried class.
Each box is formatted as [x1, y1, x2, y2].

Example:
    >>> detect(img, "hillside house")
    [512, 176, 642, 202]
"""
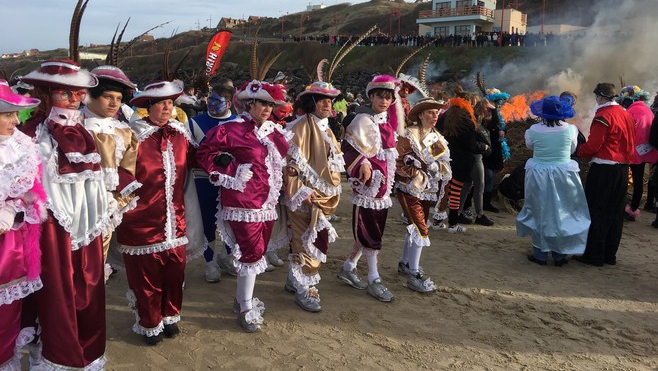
[417, 0, 526, 37]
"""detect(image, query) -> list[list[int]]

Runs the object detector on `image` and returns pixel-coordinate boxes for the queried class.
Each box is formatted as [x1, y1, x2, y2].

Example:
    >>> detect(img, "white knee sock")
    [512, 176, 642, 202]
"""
[408, 243, 423, 275]
[400, 234, 412, 263]
[363, 247, 380, 283]
[343, 243, 363, 272]
[236, 273, 256, 312]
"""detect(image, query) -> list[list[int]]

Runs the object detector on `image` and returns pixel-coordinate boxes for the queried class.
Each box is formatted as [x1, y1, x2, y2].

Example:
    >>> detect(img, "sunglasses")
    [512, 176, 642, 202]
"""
[51, 89, 87, 101]
[255, 99, 275, 107]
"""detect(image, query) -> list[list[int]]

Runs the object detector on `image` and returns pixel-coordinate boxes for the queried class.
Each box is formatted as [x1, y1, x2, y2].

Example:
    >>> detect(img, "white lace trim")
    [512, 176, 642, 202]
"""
[232, 243, 269, 276]
[126, 289, 165, 337]
[300, 214, 336, 263]
[406, 224, 430, 247]
[2, 199, 45, 226]
[0, 356, 20, 371]
[395, 182, 439, 202]
[0, 131, 41, 203]
[47, 199, 113, 251]
[109, 196, 139, 229]
[220, 207, 277, 223]
[102, 169, 119, 192]
[208, 163, 250, 191]
[287, 185, 314, 212]
[162, 141, 177, 244]
[349, 170, 384, 198]
[163, 315, 181, 325]
[288, 261, 321, 291]
[0, 277, 43, 305]
[65, 152, 101, 164]
[39, 354, 107, 371]
[118, 236, 188, 255]
[403, 154, 422, 169]
[288, 145, 342, 197]
[120, 180, 142, 198]
[259, 133, 285, 212]
[351, 194, 393, 210]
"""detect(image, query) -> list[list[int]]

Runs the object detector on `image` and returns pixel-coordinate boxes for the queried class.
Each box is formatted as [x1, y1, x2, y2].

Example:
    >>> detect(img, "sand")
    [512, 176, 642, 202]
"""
[100, 181, 658, 371]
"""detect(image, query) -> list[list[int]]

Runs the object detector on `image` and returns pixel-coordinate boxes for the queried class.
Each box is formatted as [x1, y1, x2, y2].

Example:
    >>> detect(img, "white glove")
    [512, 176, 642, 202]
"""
[0, 205, 17, 233]
[427, 162, 439, 175]
[236, 164, 254, 183]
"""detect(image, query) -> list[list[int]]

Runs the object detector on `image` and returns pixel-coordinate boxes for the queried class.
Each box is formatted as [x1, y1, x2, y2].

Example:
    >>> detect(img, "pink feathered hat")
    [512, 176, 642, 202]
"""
[0, 79, 41, 113]
[91, 65, 136, 89]
[365, 75, 399, 98]
[129, 80, 183, 108]
[297, 81, 341, 100]
[235, 80, 287, 105]
[21, 59, 98, 89]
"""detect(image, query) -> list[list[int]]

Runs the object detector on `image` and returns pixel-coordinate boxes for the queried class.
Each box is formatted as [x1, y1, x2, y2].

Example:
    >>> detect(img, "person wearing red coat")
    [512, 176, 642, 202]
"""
[576, 83, 635, 267]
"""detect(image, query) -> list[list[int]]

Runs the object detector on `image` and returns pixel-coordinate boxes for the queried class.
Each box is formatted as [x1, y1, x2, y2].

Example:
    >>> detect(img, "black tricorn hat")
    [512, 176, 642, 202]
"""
[593, 82, 617, 98]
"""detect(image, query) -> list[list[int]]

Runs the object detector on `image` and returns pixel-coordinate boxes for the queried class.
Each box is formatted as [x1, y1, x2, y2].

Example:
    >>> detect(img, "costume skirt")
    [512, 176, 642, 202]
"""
[516, 159, 590, 254]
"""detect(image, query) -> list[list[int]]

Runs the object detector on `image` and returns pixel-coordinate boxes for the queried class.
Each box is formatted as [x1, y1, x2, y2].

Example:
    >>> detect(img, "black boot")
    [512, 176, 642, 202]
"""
[644, 181, 656, 212]
[483, 192, 499, 213]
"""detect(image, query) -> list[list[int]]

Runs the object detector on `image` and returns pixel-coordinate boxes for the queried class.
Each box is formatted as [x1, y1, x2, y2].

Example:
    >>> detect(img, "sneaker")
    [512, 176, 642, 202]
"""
[144, 333, 163, 346]
[265, 261, 275, 272]
[265, 250, 284, 267]
[461, 209, 475, 219]
[474, 214, 494, 226]
[399, 213, 410, 225]
[163, 323, 180, 338]
[328, 214, 342, 222]
[217, 255, 237, 276]
[457, 213, 474, 225]
[407, 273, 437, 293]
[238, 310, 262, 333]
[447, 225, 467, 233]
[204, 260, 221, 283]
[366, 278, 395, 302]
[294, 288, 322, 312]
[284, 277, 297, 294]
[397, 261, 424, 276]
[483, 203, 500, 213]
[430, 218, 447, 231]
[337, 268, 368, 290]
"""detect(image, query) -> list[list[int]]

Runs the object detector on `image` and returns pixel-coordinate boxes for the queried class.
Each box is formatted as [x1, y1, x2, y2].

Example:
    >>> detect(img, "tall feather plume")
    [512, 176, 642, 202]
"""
[418, 53, 431, 97]
[111, 19, 130, 66]
[249, 39, 259, 80]
[106, 22, 121, 65]
[394, 42, 429, 77]
[117, 21, 171, 57]
[258, 51, 283, 81]
[171, 49, 192, 80]
[619, 75, 625, 89]
[326, 24, 377, 82]
[162, 34, 173, 80]
[476, 71, 487, 96]
[69, 0, 89, 63]
[316, 59, 328, 82]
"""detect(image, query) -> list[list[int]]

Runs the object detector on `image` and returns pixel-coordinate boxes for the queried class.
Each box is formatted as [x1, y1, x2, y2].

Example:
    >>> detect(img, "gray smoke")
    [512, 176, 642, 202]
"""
[469, 0, 658, 128]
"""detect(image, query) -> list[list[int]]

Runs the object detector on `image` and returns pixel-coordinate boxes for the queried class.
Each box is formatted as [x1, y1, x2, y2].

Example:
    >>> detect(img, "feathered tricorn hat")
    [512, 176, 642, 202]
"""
[395, 43, 431, 97]
[476, 71, 510, 102]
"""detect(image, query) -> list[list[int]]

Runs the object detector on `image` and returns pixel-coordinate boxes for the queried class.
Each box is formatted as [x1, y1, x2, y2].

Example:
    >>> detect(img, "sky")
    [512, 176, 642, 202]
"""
[1, 0, 371, 54]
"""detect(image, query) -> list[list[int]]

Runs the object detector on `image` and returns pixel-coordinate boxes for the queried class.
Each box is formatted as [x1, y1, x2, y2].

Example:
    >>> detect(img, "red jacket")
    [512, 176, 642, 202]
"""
[577, 104, 635, 163]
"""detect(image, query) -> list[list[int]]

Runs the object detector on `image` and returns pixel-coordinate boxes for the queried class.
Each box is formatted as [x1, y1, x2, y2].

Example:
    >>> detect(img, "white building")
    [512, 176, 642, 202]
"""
[417, 0, 527, 36]
[307, 2, 326, 12]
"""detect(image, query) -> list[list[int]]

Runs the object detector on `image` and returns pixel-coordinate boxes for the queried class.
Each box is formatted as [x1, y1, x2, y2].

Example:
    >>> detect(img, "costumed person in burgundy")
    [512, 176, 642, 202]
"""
[20, 60, 112, 370]
[394, 97, 450, 292]
[197, 80, 290, 332]
[337, 75, 403, 303]
[517, 96, 590, 266]
[616, 85, 656, 221]
[189, 87, 238, 282]
[116, 81, 197, 345]
[283, 81, 344, 312]
[83, 65, 141, 283]
[0, 80, 45, 371]
[576, 83, 635, 266]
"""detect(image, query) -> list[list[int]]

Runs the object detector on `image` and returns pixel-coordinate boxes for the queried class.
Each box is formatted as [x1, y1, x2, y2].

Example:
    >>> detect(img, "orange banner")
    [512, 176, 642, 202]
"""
[205, 30, 232, 76]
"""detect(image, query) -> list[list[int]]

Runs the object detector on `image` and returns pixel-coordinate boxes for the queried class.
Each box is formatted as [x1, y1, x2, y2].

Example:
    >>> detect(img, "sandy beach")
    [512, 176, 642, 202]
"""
[95, 180, 658, 371]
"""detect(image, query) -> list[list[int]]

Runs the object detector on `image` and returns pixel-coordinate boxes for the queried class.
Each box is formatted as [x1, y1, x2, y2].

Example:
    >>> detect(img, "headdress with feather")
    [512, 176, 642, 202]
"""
[105, 19, 172, 67]
[316, 24, 377, 83]
[397, 51, 432, 98]
[250, 38, 283, 81]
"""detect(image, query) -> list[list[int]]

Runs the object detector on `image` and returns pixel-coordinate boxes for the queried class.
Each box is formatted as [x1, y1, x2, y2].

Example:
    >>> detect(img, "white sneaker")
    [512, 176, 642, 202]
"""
[447, 225, 467, 233]
[205, 260, 221, 283]
[399, 213, 410, 224]
[430, 219, 447, 230]
[265, 250, 284, 267]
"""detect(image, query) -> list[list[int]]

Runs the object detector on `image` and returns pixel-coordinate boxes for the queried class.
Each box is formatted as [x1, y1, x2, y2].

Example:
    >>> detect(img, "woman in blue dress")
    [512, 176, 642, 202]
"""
[516, 96, 591, 266]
